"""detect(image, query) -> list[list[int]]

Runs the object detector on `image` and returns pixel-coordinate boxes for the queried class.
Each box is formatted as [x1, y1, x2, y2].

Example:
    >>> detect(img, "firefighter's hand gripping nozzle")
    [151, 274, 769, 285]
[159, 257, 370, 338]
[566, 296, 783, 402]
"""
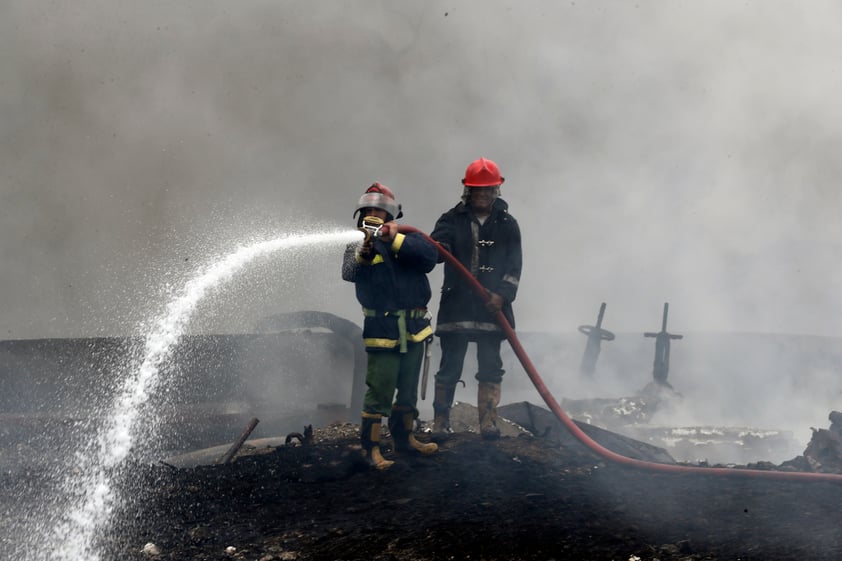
[359, 216, 385, 243]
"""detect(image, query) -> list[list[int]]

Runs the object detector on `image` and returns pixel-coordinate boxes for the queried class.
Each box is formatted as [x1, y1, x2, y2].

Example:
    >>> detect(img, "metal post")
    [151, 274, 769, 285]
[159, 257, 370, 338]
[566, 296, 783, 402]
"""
[577, 302, 615, 376]
[218, 417, 260, 465]
[643, 303, 683, 387]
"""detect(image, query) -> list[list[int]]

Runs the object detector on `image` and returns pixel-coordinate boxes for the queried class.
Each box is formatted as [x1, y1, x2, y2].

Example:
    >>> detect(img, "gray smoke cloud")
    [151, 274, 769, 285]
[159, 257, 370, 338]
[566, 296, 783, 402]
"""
[2, 0, 842, 460]
[2, 2, 842, 340]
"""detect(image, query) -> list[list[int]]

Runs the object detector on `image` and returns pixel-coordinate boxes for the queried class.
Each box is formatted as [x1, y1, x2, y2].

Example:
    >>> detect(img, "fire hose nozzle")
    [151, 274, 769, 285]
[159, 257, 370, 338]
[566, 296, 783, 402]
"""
[358, 216, 385, 242]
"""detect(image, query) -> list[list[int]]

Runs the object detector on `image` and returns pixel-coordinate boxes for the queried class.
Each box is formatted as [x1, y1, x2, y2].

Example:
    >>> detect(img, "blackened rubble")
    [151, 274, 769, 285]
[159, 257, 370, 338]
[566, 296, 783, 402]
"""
[96, 406, 842, 561]
[793, 409, 842, 474]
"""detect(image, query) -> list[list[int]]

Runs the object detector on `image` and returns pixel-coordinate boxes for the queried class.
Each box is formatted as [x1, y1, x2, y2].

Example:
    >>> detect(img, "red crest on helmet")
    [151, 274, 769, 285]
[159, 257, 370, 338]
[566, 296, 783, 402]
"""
[353, 182, 403, 219]
[462, 158, 505, 187]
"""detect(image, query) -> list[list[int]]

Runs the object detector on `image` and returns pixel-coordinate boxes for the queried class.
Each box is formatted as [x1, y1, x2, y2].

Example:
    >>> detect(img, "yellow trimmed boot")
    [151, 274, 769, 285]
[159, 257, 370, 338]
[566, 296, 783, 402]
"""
[389, 407, 438, 455]
[477, 382, 501, 440]
[360, 414, 394, 470]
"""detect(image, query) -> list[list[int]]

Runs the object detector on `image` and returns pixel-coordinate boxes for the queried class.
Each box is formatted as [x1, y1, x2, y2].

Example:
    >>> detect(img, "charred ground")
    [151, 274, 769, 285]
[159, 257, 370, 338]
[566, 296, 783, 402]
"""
[98, 419, 842, 561]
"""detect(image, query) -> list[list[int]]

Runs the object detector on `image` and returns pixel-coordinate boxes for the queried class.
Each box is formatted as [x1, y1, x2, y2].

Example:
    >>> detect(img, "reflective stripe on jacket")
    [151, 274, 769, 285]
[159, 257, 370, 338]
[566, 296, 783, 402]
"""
[342, 231, 437, 352]
[431, 198, 522, 337]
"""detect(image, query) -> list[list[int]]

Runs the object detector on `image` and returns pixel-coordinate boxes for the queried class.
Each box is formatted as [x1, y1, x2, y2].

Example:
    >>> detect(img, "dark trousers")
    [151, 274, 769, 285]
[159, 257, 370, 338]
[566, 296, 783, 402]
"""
[435, 333, 504, 386]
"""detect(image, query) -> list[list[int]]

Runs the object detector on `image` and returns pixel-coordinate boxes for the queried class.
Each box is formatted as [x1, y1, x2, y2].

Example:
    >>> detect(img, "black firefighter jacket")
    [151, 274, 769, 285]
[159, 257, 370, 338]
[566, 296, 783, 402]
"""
[431, 197, 522, 338]
[342, 231, 437, 352]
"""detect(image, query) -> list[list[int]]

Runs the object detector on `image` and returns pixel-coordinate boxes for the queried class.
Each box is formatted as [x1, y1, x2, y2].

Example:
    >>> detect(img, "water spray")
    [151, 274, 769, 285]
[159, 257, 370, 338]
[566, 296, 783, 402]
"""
[37, 229, 362, 561]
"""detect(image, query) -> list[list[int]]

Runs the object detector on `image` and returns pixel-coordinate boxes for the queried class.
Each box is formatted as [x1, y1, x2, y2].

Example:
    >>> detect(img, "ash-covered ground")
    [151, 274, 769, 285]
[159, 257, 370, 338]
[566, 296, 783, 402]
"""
[85, 408, 842, 561]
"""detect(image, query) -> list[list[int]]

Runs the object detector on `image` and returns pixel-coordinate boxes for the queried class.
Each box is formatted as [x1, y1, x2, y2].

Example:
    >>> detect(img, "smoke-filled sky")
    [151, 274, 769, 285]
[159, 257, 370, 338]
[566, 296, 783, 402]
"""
[3, 1, 842, 340]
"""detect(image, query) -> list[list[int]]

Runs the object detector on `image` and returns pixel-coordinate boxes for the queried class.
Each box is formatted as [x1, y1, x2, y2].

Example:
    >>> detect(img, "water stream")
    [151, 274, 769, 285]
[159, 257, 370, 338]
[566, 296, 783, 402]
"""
[29, 229, 360, 561]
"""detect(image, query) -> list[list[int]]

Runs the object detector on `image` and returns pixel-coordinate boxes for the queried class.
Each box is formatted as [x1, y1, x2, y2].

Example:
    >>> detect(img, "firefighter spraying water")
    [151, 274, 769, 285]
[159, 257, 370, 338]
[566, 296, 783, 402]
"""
[342, 183, 439, 470]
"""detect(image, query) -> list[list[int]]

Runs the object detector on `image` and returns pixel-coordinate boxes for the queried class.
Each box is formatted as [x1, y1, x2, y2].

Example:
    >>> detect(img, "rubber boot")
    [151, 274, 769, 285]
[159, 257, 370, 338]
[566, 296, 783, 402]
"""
[431, 382, 456, 442]
[389, 408, 438, 455]
[360, 414, 394, 470]
[477, 382, 501, 440]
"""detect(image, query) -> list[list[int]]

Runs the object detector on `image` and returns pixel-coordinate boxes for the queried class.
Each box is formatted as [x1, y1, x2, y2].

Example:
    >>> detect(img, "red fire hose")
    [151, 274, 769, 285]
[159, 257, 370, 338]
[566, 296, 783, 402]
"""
[399, 224, 842, 483]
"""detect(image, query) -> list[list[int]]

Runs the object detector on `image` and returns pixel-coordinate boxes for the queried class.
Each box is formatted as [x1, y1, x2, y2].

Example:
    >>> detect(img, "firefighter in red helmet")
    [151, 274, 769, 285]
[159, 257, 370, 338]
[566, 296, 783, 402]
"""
[430, 158, 523, 440]
[342, 183, 439, 469]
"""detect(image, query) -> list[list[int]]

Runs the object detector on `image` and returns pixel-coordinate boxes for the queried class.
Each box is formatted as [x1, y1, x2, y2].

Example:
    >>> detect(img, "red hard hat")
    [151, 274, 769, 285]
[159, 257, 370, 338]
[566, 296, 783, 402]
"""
[354, 182, 403, 220]
[462, 158, 505, 187]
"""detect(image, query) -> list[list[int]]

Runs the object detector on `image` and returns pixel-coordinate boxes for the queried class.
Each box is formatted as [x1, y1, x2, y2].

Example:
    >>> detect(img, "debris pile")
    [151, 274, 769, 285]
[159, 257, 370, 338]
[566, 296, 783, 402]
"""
[800, 410, 842, 474]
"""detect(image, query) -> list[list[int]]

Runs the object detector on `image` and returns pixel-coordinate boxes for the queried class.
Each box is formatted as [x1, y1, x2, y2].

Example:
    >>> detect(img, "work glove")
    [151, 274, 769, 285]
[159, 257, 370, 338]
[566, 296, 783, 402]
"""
[358, 240, 375, 259]
[485, 292, 504, 314]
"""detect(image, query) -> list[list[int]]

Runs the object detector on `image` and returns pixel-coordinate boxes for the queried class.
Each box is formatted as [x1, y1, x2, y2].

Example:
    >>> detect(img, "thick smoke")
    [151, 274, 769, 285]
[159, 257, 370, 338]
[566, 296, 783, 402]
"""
[3, 1, 842, 338]
[2, 2, 841, 439]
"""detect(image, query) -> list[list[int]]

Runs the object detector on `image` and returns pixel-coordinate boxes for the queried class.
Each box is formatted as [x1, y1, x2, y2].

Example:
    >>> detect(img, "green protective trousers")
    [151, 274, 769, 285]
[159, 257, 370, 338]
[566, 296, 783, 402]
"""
[362, 341, 424, 418]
